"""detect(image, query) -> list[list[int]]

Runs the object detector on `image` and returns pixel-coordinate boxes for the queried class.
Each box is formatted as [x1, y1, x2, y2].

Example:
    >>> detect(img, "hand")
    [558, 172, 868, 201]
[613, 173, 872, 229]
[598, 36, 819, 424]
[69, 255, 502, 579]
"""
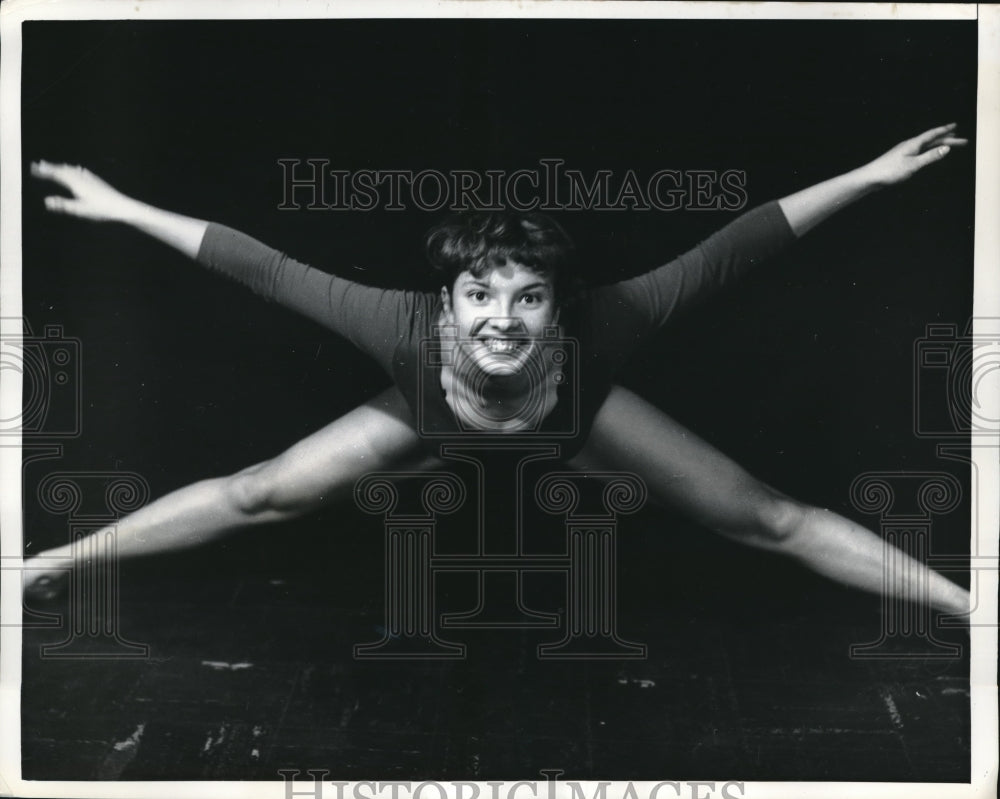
[862, 123, 969, 187]
[31, 160, 138, 222]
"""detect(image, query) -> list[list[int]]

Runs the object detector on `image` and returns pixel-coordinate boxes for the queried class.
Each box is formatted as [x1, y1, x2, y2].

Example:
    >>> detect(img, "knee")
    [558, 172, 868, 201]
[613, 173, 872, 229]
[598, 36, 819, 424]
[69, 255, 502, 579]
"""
[709, 483, 808, 550]
[224, 466, 274, 517]
[748, 490, 809, 549]
[223, 463, 312, 518]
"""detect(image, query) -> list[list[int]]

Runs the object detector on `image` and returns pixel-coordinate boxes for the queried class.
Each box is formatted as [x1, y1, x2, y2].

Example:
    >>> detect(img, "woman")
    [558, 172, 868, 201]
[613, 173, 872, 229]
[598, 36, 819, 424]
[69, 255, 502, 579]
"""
[24, 124, 970, 616]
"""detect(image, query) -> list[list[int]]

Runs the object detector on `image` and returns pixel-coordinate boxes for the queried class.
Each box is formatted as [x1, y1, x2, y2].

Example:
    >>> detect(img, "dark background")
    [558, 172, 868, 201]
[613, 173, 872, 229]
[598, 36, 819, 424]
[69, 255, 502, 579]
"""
[21, 18, 975, 586]
[17, 18, 976, 780]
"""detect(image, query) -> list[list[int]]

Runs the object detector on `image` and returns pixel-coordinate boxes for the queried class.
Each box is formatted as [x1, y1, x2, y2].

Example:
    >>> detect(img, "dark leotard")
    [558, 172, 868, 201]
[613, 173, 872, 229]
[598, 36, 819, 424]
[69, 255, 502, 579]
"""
[196, 202, 794, 457]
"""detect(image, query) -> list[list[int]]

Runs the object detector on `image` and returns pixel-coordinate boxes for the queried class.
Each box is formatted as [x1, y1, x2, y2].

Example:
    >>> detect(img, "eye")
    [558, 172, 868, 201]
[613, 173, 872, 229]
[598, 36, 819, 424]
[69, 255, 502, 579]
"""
[467, 290, 488, 303]
[519, 293, 544, 306]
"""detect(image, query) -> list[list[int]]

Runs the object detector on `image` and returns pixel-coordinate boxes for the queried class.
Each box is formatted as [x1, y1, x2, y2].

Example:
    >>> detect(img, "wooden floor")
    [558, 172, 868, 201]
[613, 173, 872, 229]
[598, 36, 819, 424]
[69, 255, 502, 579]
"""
[20, 511, 971, 782]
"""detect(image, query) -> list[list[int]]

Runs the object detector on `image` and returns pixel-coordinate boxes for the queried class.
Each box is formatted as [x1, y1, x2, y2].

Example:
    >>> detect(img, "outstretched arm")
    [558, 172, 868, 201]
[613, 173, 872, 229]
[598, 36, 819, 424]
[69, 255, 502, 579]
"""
[31, 160, 418, 372]
[589, 124, 969, 354]
[31, 161, 209, 258]
[777, 123, 968, 237]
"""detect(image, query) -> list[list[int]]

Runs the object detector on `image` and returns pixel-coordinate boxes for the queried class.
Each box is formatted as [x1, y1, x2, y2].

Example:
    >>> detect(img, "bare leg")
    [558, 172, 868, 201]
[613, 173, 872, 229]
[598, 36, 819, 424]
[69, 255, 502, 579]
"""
[569, 386, 969, 615]
[24, 387, 439, 586]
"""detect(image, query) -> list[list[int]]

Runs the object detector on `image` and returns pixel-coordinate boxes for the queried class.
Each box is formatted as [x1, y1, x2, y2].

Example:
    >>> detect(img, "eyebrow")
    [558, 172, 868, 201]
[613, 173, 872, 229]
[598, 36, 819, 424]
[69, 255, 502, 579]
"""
[458, 278, 552, 292]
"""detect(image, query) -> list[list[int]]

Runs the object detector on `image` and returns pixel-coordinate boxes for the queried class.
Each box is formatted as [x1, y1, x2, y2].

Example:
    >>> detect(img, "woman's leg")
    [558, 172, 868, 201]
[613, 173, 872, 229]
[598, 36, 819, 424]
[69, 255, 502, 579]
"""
[24, 386, 438, 585]
[568, 386, 970, 615]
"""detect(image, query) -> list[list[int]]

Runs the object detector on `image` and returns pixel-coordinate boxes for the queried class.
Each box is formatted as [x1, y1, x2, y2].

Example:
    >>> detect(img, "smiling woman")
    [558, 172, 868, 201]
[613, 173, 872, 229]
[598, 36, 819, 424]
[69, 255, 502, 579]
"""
[440, 262, 563, 433]
[7, 12, 986, 785]
[22, 123, 971, 620]
[429, 211, 568, 430]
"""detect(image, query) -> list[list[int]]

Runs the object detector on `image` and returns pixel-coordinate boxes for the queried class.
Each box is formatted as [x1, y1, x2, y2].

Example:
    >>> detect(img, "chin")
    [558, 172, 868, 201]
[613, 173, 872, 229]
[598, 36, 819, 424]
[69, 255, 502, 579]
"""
[468, 340, 535, 376]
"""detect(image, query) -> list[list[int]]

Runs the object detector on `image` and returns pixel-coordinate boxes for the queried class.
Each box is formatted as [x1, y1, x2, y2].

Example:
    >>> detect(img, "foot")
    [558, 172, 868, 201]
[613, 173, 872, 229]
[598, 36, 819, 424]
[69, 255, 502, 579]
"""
[22, 557, 72, 602]
[24, 572, 69, 602]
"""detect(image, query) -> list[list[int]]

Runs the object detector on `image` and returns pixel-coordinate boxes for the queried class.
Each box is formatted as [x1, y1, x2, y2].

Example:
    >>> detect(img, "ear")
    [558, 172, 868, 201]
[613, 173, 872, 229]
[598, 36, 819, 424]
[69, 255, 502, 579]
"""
[440, 285, 454, 322]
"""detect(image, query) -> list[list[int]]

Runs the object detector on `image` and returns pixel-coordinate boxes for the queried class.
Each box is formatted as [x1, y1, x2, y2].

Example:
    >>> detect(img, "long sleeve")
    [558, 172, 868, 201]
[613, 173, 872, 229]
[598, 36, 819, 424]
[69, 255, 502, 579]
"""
[584, 201, 796, 357]
[196, 223, 429, 374]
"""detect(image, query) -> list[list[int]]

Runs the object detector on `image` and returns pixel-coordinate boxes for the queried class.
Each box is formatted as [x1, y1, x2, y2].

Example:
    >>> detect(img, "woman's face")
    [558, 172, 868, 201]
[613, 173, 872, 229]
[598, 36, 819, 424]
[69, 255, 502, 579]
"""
[441, 260, 559, 376]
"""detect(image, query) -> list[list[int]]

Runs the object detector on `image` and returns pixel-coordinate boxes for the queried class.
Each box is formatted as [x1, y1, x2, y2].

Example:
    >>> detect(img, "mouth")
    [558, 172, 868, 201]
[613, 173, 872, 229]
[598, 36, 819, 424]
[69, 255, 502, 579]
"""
[478, 337, 530, 355]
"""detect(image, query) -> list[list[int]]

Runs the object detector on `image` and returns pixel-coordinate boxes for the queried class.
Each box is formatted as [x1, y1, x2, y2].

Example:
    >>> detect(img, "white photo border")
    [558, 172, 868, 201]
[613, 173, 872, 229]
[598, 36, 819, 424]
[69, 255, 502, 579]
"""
[1, 2, 996, 798]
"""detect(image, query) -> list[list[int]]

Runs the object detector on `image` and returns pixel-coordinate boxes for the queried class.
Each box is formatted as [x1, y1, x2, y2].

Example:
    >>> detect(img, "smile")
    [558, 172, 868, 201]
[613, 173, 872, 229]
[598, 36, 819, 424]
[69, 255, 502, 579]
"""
[480, 337, 528, 354]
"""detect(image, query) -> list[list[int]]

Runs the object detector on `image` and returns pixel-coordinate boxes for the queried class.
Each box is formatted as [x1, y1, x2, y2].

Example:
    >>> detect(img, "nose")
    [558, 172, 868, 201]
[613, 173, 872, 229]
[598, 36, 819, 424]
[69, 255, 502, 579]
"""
[490, 316, 519, 333]
[483, 315, 527, 336]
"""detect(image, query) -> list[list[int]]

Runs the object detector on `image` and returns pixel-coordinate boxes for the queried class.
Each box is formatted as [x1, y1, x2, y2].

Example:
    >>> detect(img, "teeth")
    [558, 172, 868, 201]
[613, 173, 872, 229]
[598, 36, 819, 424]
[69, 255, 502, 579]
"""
[483, 339, 520, 353]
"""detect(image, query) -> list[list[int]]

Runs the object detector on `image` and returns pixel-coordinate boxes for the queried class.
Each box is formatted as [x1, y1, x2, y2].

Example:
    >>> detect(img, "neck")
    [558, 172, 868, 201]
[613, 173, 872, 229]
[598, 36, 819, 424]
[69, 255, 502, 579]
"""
[476, 369, 535, 401]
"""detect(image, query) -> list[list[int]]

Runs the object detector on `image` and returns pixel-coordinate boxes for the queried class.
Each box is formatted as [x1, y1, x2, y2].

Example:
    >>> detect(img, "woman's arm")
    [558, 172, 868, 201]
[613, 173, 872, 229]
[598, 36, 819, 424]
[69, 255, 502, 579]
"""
[30, 160, 416, 373]
[588, 124, 969, 355]
[777, 123, 967, 237]
[31, 161, 208, 258]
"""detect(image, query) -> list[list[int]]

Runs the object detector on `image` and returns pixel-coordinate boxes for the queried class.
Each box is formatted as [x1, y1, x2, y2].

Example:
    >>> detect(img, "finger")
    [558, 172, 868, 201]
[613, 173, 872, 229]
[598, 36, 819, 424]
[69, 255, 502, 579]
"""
[31, 160, 80, 185]
[913, 144, 953, 169]
[914, 123, 958, 146]
[30, 160, 61, 180]
[921, 135, 969, 150]
[43, 195, 67, 213]
[43, 195, 83, 215]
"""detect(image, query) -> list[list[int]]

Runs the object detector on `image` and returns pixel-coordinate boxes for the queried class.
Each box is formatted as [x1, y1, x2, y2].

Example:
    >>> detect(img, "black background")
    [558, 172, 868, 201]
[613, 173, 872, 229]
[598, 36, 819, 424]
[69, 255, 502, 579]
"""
[21, 18, 975, 608]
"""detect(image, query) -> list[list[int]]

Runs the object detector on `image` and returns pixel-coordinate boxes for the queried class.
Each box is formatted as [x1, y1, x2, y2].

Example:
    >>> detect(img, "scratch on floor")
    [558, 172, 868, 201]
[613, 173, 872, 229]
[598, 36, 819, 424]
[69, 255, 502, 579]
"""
[768, 727, 892, 735]
[113, 723, 145, 752]
[249, 725, 265, 761]
[201, 660, 253, 671]
[340, 698, 361, 728]
[616, 677, 656, 688]
[202, 723, 229, 754]
[96, 723, 147, 779]
[879, 687, 904, 730]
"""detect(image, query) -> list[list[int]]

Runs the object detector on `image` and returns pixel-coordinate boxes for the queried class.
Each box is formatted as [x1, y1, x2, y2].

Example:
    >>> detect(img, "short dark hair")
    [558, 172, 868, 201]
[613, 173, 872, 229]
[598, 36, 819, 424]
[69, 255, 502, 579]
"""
[424, 211, 581, 304]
